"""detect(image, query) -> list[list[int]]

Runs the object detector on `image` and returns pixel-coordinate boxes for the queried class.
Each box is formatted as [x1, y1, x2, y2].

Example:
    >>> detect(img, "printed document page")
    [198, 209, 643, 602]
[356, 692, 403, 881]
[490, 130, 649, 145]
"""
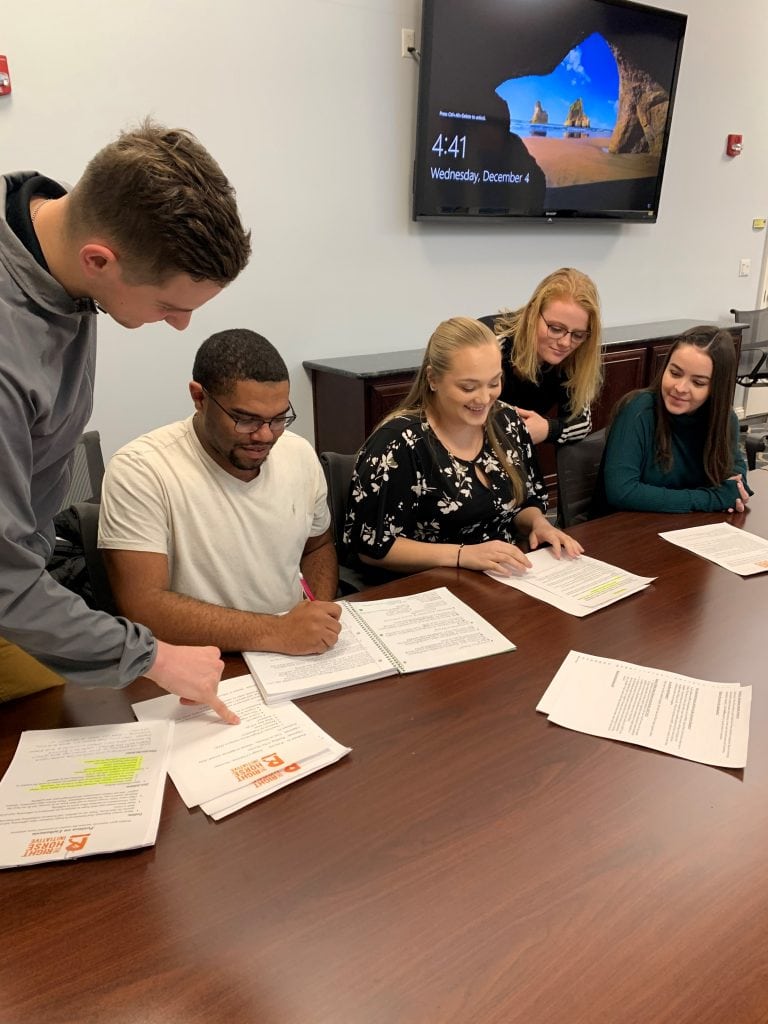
[351, 586, 515, 673]
[245, 586, 514, 702]
[659, 523, 768, 576]
[487, 550, 654, 616]
[133, 675, 348, 809]
[537, 650, 750, 768]
[201, 736, 351, 820]
[0, 721, 173, 869]
[244, 603, 395, 703]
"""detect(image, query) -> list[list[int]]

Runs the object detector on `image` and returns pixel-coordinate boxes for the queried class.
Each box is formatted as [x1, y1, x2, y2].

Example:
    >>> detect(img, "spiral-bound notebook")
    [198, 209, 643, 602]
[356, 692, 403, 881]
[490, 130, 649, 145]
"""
[243, 586, 515, 704]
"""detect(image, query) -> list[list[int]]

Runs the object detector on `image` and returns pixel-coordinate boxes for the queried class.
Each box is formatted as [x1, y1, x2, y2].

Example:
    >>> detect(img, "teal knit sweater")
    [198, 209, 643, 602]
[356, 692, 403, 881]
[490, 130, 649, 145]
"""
[597, 391, 750, 514]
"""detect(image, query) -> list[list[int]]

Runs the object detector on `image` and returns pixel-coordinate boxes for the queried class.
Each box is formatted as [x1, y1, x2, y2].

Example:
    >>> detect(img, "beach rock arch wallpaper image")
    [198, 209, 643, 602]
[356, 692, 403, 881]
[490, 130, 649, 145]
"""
[497, 30, 671, 201]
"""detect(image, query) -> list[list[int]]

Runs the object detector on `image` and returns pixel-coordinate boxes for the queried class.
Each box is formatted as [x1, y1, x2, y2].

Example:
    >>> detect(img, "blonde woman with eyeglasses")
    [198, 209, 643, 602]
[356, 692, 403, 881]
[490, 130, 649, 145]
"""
[480, 267, 603, 446]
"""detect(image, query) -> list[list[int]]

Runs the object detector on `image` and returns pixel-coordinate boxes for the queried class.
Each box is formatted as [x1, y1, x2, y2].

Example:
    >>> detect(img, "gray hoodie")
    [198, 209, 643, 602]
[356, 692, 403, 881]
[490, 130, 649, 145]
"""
[0, 171, 155, 686]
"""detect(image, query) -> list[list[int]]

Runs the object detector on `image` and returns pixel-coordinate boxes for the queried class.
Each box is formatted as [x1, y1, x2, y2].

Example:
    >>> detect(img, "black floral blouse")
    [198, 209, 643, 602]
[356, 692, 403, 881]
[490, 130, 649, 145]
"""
[343, 402, 547, 564]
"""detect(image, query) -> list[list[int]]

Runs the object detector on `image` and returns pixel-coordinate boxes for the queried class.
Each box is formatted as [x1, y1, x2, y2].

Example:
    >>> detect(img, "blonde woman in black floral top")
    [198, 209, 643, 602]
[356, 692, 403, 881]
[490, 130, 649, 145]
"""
[344, 317, 583, 580]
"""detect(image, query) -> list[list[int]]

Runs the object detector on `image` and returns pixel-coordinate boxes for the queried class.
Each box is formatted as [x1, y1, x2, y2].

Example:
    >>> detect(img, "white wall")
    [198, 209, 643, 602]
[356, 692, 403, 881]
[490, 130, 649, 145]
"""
[2, 0, 767, 456]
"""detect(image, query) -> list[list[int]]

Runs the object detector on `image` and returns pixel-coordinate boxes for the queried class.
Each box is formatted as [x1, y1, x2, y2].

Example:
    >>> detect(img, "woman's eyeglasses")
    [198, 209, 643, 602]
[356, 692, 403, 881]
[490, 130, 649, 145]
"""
[540, 314, 590, 346]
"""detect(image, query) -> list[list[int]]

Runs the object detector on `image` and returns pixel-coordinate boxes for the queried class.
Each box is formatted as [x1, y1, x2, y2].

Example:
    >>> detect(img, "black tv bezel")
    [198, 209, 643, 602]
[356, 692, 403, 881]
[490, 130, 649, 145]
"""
[412, 0, 688, 224]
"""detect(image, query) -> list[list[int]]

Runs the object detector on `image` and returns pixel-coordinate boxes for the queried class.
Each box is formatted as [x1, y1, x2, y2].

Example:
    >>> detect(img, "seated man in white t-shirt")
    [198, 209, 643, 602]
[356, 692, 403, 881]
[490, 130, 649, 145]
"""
[98, 328, 342, 655]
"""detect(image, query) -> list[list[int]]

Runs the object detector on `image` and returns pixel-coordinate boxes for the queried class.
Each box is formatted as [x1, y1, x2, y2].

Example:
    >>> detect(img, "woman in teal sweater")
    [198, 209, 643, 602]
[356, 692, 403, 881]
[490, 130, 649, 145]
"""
[595, 327, 752, 514]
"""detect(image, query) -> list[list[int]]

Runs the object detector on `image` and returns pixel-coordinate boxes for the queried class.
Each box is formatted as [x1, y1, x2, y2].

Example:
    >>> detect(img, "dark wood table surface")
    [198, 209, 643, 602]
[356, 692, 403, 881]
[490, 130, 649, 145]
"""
[3, 474, 768, 1024]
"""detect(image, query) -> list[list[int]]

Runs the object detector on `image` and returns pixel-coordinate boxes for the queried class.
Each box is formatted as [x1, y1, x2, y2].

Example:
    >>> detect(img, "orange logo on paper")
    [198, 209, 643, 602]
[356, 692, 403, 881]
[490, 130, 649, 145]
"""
[24, 835, 65, 857]
[262, 753, 285, 768]
[231, 753, 286, 783]
[65, 834, 91, 852]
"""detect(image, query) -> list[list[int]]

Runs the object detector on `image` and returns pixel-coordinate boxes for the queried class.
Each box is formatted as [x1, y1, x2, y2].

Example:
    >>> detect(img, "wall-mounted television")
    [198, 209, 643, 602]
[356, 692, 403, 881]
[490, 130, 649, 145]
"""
[412, 0, 687, 222]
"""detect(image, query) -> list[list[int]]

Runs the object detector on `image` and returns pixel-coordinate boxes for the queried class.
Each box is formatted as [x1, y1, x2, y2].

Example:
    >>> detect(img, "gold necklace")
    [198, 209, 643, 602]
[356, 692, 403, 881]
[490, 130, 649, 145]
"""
[427, 416, 484, 462]
[30, 197, 52, 225]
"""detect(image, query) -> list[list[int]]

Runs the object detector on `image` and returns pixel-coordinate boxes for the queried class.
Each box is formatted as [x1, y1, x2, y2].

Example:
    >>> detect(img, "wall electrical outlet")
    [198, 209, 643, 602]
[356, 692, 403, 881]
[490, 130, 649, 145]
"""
[739, 258, 751, 277]
[401, 28, 415, 58]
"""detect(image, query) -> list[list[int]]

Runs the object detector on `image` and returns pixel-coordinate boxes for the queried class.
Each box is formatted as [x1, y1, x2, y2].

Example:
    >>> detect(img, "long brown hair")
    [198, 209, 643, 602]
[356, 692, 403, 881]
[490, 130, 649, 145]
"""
[612, 327, 737, 485]
[382, 317, 525, 504]
[492, 267, 603, 415]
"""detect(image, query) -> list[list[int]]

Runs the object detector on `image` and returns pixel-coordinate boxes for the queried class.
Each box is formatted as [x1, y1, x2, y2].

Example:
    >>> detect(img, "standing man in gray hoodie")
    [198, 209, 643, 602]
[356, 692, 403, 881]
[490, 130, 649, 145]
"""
[0, 120, 251, 722]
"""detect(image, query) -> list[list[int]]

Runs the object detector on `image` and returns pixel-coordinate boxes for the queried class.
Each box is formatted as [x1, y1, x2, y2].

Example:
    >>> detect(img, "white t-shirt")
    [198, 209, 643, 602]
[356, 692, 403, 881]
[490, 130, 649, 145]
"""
[99, 417, 330, 614]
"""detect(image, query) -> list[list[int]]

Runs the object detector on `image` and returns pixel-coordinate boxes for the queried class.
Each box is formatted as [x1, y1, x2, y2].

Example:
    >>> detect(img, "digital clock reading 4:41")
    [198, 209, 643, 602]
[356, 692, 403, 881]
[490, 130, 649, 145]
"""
[431, 134, 467, 158]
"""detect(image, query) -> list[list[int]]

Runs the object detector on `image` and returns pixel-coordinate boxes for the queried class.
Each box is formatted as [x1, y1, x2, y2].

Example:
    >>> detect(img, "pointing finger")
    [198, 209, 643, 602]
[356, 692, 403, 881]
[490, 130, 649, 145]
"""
[207, 694, 240, 725]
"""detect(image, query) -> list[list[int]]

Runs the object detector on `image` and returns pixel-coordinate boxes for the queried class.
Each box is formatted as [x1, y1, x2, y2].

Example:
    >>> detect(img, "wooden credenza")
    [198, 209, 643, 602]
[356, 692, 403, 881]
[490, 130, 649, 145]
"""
[305, 318, 744, 500]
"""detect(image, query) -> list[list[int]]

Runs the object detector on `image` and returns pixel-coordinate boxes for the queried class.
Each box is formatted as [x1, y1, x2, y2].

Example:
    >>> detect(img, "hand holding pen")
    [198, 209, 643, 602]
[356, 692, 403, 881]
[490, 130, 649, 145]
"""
[299, 572, 316, 601]
[262, 573, 342, 655]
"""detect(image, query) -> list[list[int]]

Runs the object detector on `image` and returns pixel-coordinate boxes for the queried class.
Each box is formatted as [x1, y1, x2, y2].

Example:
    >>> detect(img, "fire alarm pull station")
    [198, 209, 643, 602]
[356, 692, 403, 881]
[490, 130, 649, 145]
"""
[0, 56, 11, 96]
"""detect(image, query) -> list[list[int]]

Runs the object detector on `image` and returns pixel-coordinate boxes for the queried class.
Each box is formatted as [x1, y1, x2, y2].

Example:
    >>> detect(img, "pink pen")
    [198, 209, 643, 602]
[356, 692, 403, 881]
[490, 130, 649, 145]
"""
[299, 572, 316, 601]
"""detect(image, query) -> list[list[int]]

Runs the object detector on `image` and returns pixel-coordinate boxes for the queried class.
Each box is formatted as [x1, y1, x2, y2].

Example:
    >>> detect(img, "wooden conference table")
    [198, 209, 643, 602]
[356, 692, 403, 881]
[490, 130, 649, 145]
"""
[3, 474, 768, 1024]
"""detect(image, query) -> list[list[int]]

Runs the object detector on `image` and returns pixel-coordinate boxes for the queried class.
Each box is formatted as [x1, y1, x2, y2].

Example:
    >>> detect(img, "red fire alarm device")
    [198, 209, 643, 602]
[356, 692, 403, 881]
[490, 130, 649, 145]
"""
[726, 134, 743, 157]
[0, 56, 11, 96]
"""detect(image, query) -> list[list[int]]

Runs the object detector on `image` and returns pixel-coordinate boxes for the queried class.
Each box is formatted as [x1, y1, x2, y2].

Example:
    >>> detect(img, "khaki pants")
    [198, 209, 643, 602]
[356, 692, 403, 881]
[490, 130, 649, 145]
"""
[0, 637, 65, 702]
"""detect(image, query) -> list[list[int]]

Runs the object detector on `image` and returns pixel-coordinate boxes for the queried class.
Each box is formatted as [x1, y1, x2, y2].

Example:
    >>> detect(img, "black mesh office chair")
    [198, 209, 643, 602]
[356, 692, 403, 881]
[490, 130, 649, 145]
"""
[60, 430, 106, 508]
[731, 308, 768, 469]
[48, 501, 117, 614]
[49, 431, 116, 613]
[319, 451, 367, 595]
[556, 429, 606, 527]
[732, 307, 768, 388]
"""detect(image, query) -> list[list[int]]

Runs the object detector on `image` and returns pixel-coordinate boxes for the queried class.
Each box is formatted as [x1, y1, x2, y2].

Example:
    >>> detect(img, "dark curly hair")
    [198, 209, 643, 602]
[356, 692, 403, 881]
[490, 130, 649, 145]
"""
[192, 329, 288, 395]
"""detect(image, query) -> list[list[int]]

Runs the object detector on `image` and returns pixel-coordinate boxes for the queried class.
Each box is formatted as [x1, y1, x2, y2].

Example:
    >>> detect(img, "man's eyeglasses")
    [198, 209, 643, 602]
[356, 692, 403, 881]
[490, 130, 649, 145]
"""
[203, 388, 297, 434]
[540, 314, 590, 346]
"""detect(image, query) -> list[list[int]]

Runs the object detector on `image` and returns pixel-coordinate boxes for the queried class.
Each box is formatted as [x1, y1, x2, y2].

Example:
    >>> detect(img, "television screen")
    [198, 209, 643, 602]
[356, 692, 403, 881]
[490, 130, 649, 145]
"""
[412, 0, 687, 222]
